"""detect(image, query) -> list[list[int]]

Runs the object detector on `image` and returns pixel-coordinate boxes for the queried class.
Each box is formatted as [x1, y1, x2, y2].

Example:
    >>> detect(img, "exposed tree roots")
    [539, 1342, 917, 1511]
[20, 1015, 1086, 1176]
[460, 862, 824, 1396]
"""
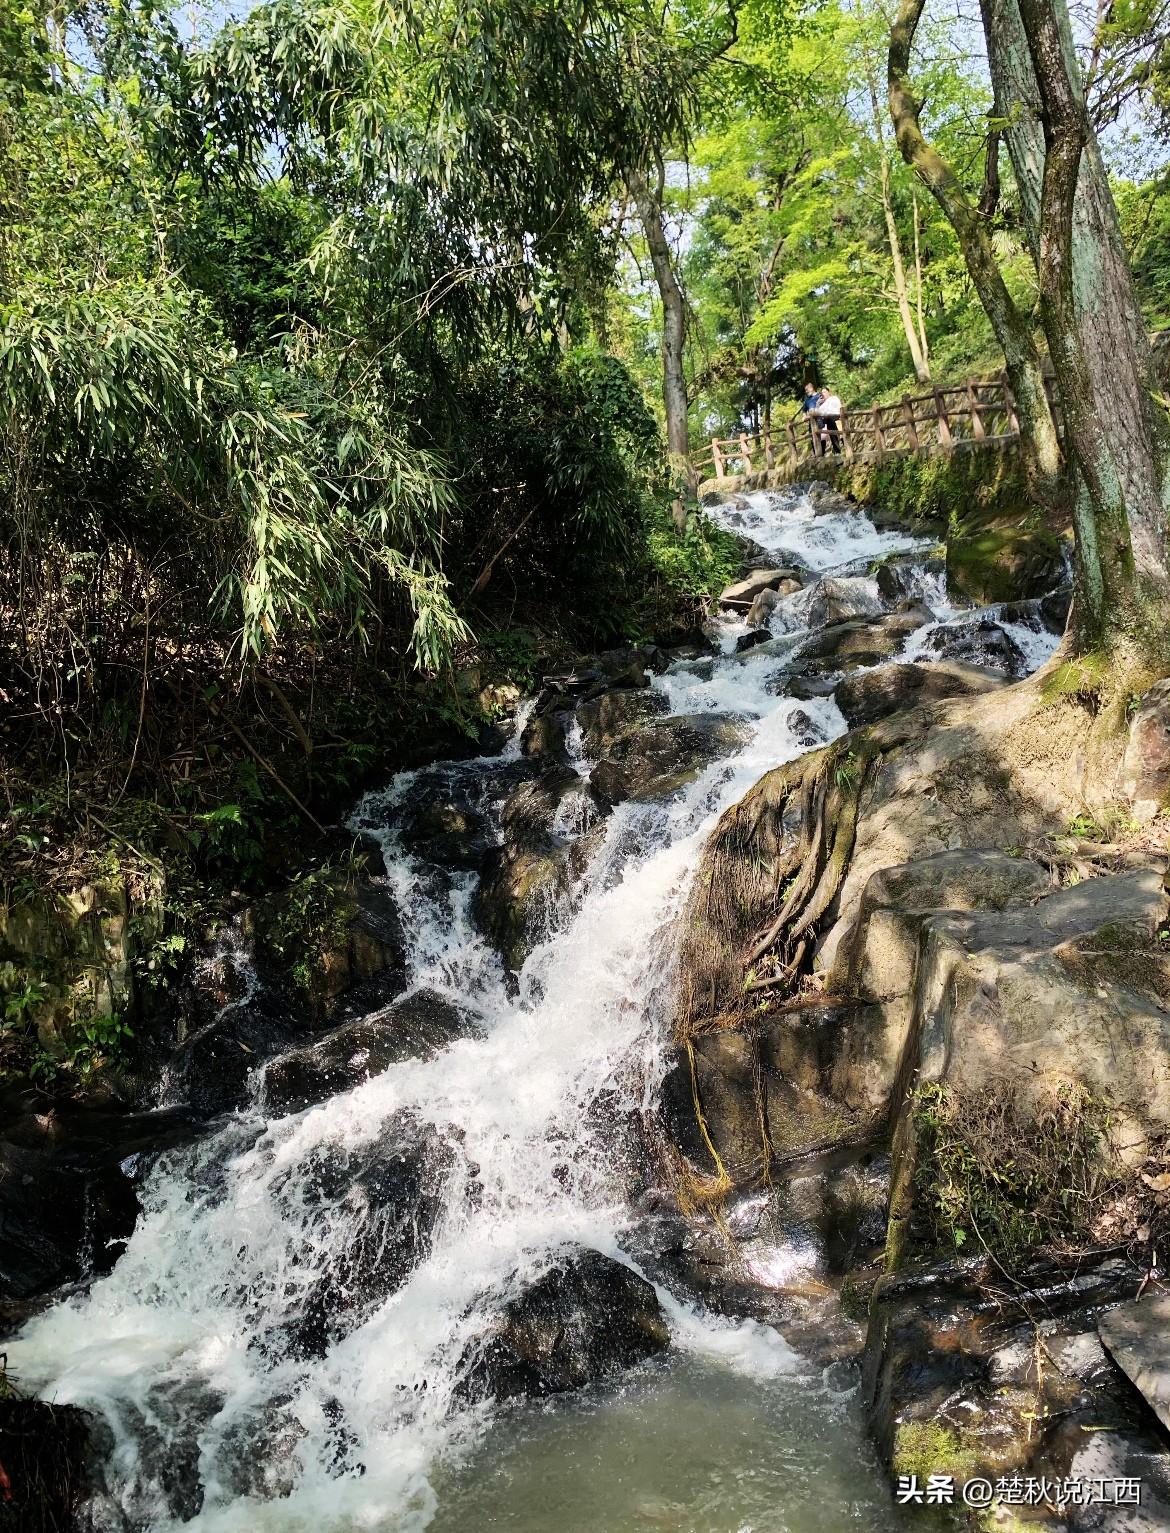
[675, 715, 919, 1040]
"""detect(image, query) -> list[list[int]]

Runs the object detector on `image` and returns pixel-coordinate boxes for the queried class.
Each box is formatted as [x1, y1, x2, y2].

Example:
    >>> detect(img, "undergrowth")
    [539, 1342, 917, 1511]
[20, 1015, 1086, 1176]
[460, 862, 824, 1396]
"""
[913, 1082, 1120, 1263]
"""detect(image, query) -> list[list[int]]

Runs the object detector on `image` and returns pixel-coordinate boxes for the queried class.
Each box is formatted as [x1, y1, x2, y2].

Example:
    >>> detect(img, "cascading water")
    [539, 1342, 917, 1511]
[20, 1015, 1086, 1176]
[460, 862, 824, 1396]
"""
[9, 486, 1063, 1532]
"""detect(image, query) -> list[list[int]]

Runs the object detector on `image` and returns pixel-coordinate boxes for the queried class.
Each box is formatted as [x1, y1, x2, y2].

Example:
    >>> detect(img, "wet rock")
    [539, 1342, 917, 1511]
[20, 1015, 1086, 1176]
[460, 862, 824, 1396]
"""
[663, 999, 904, 1184]
[783, 673, 839, 701]
[804, 576, 886, 628]
[788, 708, 829, 748]
[250, 874, 410, 1024]
[661, 1031, 763, 1182]
[734, 628, 774, 654]
[745, 581, 801, 628]
[0, 1139, 138, 1299]
[1040, 585, 1072, 632]
[805, 481, 857, 517]
[1098, 1296, 1170, 1434]
[400, 787, 495, 870]
[520, 710, 569, 760]
[719, 568, 803, 608]
[588, 644, 668, 693]
[474, 768, 600, 971]
[1123, 677, 1170, 823]
[795, 609, 931, 677]
[834, 660, 1004, 729]
[920, 615, 1029, 675]
[457, 1248, 669, 1402]
[0, 1398, 94, 1533]
[262, 989, 482, 1116]
[273, 1121, 454, 1360]
[589, 714, 753, 806]
[946, 522, 1067, 604]
[875, 554, 944, 606]
[575, 689, 669, 756]
[164, 991, 304, 1118]
[864, 1252, 1170, 1525]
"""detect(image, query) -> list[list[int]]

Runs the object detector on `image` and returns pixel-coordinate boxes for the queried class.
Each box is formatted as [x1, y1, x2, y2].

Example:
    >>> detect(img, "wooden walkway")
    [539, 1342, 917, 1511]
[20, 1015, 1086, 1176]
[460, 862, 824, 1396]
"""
[694, 373, 1033, 488]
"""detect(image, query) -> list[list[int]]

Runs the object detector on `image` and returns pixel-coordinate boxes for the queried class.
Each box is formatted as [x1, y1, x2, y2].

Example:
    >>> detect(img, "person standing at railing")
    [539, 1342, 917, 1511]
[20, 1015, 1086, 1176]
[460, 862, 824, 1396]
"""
[813, 386, 843, 453]
[798, 382, 825, 454]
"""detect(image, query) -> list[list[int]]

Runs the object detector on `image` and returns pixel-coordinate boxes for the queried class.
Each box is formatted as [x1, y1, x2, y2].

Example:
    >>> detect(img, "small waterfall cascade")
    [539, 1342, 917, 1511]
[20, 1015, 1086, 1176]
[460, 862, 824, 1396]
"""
[10, 487, 1062, 1532]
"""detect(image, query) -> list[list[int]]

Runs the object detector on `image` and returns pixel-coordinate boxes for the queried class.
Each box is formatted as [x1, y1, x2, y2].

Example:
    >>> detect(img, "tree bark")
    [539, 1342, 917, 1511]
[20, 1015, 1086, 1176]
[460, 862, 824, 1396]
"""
[861, 24, 931, 382]
[630, 159, 692, 524]
[888, 0, 1065, 511]
[983, 0, 1170, 639]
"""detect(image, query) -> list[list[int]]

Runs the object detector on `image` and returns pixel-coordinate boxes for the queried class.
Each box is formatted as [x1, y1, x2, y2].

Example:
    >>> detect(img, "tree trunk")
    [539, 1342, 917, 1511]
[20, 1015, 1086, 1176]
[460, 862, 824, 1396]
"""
[912, 193, 930, 367]
[861, 24, 931, 382]
[888, 0, 1065, 512]
[630, 161, 692, 525]
[983, 0, 1170, 642]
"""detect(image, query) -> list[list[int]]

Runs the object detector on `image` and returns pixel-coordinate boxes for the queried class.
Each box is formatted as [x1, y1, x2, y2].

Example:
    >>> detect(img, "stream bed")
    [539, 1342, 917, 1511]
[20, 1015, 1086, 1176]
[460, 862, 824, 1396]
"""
[9, 486, 1062, 1531]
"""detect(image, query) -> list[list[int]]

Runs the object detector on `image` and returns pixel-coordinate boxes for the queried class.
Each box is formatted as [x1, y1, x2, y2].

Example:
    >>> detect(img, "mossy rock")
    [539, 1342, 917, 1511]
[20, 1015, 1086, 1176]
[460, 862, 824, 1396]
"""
[945, 523, 1066, 604]
[249, 856, 405, 1021]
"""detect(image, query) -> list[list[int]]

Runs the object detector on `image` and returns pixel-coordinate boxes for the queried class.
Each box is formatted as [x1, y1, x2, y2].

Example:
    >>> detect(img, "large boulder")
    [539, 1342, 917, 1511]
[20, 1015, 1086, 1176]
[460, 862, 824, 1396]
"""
[918, 615, 1029, 676]
[250, 872, 409, 1023]
[863, 1251, 1170, 1525]
[265, 1120, 454, 1361]
[0, 1138, 139, 1300]
[589, 714, 753, 806]
[163, 991, 305, 1118]
[575, 689, 669, 757]
[804, 575, 886, 629]
[745, 580, 802, 628]
[520, 709, 569, 760]
[719, 568, 803, 608]
[262, 988, 482, 1116]
[834, 661, 1004, 729]
[457, 1248, 669, 1403]
[792, 609, 932, 678]
[1122, 677, 1170, 824]
[474, 768, 601, 971]
[945, 522, 1067, 604]
[875, 553, 945, 606]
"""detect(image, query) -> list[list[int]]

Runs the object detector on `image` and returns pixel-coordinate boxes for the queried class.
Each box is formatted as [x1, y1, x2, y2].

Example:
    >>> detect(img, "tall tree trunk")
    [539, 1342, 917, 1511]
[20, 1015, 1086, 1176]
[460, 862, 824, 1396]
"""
[888, 0, 1065, 511]
[630, 160, 692, 525]
[982, 0, 1170, 641]
[912, 193, 930, 367]
[861, 24, 931, 382]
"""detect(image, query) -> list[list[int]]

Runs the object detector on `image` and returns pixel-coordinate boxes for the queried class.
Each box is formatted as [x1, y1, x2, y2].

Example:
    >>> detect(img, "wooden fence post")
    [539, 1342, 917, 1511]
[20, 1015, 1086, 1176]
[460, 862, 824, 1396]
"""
[1000, 371, 1020, 437]
[933, 388, 953, 447]
[739, 433, 754, 472]
[901, 395, 921, 451]
[873, 410, 886, 462]
[711, 439, 725, 480]
[764, 427, 775, 469]
[966, 383, 986, 441]
[785, 421, 799, 464]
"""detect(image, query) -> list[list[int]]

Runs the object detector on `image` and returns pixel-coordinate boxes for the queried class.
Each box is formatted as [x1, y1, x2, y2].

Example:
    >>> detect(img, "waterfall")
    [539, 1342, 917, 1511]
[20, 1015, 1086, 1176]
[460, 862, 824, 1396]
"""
[10, 486, 1055, 1532]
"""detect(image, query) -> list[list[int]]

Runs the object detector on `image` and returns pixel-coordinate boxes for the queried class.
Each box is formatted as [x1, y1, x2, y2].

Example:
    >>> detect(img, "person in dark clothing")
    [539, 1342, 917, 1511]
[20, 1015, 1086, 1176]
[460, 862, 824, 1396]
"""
[800, 382, 825, 451]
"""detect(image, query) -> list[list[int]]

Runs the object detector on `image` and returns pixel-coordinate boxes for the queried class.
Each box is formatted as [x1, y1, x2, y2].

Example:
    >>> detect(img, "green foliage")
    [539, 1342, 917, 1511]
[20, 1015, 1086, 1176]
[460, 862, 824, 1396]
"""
[56, 1012, 135, 1084]
[644, 505, 741, 604]
[913, 1082, 1119, 1265]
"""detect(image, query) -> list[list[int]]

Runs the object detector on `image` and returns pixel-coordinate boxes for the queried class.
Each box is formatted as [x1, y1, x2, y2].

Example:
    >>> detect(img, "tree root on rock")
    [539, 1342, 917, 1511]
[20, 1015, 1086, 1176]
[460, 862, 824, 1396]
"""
[675, 714, 919, 1041]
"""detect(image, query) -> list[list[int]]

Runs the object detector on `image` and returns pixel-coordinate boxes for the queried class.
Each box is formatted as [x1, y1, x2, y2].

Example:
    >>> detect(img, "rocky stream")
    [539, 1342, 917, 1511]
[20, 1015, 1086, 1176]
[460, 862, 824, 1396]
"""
[7, 483, 1170, 1532]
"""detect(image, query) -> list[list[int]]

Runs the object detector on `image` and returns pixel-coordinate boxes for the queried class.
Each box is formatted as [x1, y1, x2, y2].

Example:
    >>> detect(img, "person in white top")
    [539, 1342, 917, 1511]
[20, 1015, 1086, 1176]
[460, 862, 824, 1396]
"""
[813, 388, 843, 453]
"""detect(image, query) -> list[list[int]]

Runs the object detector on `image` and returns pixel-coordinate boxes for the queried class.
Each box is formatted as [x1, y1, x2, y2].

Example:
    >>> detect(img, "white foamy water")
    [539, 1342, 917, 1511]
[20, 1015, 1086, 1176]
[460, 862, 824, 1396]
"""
[9, 484, 1056, 1532]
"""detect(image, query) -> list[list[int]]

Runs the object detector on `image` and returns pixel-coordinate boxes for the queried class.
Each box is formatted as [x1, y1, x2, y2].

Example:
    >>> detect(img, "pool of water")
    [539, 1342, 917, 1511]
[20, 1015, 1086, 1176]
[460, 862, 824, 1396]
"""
[427, 1354, 901, 1533]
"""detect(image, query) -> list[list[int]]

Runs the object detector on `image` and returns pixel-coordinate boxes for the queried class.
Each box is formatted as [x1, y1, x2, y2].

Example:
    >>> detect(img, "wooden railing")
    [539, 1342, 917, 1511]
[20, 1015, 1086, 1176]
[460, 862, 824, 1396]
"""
[692, 372, 1049, 484]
